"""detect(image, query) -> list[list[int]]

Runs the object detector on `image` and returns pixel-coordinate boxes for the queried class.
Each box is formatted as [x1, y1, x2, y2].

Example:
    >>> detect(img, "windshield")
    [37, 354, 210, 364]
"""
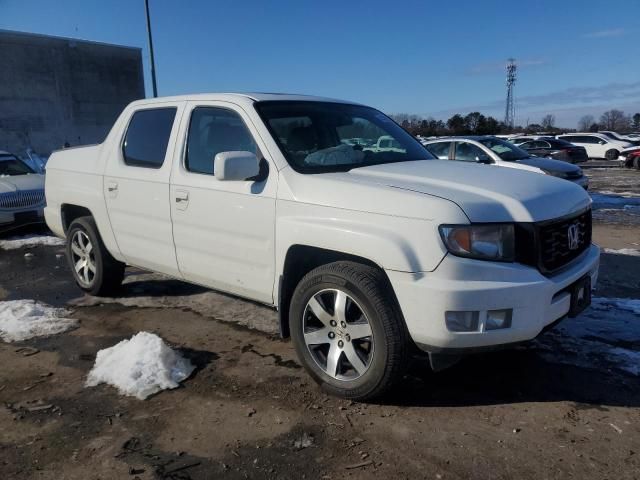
[0, 156, 36, 176]
[477, 137, 530, 161]
[255, 101, 434, 173]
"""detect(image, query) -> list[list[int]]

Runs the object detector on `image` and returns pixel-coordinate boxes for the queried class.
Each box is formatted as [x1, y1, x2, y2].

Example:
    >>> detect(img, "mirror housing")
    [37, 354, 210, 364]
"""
[214, 151, 260, 181]
[475, 154, 492, 164]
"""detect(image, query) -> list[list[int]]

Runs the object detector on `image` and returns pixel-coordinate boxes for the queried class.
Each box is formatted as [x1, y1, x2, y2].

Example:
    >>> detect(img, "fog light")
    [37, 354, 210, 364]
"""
[445, 311, 480, 332]
[485, 309, 513, 330]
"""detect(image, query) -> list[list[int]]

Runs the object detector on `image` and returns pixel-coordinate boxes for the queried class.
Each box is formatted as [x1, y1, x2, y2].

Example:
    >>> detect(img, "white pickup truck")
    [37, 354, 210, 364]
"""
[45, 93, 599, 400]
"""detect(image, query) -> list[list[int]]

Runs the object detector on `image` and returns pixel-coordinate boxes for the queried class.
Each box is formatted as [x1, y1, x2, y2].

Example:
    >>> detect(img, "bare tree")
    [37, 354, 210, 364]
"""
[578, 115, 595, 131]
[541, 114, 555, 130]
[600, 109, 629, 131]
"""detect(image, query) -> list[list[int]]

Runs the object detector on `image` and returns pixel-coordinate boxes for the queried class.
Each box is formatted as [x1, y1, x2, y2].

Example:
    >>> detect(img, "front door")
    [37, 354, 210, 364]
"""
[103, 103, 184, 277]
[169, 101, 277, 303]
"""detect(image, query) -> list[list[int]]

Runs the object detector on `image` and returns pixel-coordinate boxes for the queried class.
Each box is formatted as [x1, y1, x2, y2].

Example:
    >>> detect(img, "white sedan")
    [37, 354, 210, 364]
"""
[0, 151, 46, 232]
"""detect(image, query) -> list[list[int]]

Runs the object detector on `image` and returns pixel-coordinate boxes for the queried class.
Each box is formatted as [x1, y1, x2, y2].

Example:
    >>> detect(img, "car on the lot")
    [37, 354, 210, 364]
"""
[599, 131, 640, 146]
[556, 133, 633, 160]
[0, 151, 46, 232]
[516, 138, 588, 163]
[44, 93, 599, 400]
[622, 148, 640, 169]
[423, 136, 588, 188]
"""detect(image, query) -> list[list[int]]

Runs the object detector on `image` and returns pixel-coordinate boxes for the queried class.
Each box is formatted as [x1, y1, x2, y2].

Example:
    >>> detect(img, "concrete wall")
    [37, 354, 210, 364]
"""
[0, 30, 145, 156]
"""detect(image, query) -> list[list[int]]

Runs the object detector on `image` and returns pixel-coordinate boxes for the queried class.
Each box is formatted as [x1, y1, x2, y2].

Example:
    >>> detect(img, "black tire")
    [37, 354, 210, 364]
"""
[66, 216, 125, 296]
[605, 149, 619, 160]
[289, 261, 409, 401]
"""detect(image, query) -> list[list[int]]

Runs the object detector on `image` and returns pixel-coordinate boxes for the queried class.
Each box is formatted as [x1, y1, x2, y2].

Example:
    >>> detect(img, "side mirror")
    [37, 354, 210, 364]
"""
[214, 151, 259, 181]
[599, 140, 606, 145]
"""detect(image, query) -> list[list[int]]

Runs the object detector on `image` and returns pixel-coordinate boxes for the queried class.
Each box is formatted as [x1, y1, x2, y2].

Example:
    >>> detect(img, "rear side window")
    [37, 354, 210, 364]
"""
[186, 107, 257, 175]
[122, 108, 177, 168]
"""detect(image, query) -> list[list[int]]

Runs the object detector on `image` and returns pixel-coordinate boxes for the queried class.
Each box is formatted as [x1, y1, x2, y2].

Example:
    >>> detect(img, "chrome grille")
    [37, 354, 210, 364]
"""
[537, 209, 591, 273]
[0, 189, 46, 209]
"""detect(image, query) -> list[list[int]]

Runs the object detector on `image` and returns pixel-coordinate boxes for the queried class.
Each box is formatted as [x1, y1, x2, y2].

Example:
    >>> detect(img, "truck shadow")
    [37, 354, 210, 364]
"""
[382, 347, 639, 408]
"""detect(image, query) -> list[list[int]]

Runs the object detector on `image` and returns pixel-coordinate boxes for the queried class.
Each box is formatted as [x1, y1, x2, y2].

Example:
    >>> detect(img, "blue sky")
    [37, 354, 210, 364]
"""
[2, 0, 639, 127]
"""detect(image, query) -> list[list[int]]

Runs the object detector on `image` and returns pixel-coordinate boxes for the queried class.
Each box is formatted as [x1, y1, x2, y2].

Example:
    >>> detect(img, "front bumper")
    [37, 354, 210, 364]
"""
[387, 244, 600, 351]
[0, 206, 45, 232]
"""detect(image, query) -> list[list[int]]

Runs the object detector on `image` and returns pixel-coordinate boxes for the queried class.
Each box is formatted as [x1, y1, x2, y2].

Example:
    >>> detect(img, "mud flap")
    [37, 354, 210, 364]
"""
[428, 353, 463, 372]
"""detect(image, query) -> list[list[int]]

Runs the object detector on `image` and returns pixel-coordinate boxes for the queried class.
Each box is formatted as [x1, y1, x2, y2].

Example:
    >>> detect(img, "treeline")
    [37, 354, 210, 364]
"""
[390, 112, 505, 136]
[391, 109, 640, 137]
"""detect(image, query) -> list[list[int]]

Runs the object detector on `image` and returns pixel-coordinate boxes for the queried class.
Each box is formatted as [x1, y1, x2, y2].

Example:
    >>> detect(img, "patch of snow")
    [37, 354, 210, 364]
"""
[85, 331, 195, 400]
[603, 248, 640, 257]
[0, 300, 77, 342]
[535, 296, 640, 376]
[0, 234, 65, 250]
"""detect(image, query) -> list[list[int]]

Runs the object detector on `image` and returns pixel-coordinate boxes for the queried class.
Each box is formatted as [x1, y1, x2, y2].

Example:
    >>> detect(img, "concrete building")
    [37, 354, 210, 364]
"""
[0, 30, 145, 156]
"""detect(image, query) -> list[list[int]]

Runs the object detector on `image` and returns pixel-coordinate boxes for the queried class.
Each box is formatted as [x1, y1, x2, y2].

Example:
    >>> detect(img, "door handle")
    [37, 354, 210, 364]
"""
[175, 190, 189, 210]
[106, 181, 118, 198]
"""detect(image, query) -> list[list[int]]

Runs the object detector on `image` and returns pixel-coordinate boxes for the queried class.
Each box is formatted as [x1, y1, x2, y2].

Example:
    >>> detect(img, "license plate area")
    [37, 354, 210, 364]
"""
[568, 275, 591, 317]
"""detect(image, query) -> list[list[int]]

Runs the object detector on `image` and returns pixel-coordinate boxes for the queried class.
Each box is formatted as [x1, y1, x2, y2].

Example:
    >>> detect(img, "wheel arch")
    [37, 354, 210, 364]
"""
[277, 245, 398, 338]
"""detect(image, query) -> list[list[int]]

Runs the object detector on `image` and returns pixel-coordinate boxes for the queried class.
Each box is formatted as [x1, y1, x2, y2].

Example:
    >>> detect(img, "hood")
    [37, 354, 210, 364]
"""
[344, 160, 590, 223]
[516, 156, 581, 173]
[0, 174, 45, 193]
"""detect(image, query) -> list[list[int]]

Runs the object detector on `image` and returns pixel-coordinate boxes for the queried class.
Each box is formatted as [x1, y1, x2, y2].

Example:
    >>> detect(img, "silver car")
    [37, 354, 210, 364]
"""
[0, 151, 46, 232]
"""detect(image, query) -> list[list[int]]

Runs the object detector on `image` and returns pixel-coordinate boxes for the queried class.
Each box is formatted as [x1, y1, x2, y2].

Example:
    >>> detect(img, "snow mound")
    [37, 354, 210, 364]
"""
[0, 234, 65, 250]
[86, 332, 195, 400]
[603, 248, 640, 257]
[0, 300, 77, 342]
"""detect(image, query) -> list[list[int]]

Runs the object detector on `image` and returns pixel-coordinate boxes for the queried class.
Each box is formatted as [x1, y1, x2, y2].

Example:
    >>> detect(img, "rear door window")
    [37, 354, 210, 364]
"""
[122, 108, 177, 168]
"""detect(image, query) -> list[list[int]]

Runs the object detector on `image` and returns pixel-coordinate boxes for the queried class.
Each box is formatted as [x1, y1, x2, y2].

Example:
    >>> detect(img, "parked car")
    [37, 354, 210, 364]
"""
[517, 138, 588, 163]
[623, 148, 640, 169]
[423, 136, 588, 189]
[556, 133, 633, 160]
[44, 93, 598, 400]
[599, 131, 640, 146]
[0, 151, 46, 232]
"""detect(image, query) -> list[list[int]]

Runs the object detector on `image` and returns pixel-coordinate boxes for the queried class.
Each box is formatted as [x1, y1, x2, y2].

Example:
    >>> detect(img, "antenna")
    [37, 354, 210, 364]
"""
[504, 58, 517, 129]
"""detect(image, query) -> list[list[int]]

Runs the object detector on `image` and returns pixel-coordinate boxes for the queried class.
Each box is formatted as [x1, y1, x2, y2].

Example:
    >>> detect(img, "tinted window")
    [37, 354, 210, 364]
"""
[123, 108, 177, 168]
[186, 107, 257, 175]
[255, 101, 433, 173]
[0, 155, 35, 176]
[453, 142, 487, 162]
[476, 137, 530, 161]
[583, 136, 604, 144]
[547, 139, 573, 148]
[426, 142, 451, 159]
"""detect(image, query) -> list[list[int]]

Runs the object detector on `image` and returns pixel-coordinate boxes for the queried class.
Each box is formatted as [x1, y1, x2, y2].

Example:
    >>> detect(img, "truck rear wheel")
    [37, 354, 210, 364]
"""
[289, 261, 409, 401]
[66, 216, 124, 296]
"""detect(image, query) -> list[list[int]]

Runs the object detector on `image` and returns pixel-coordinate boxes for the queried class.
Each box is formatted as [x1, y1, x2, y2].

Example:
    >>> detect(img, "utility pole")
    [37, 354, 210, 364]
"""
[144, 0, 158, 97]
[504, 58, 517, 129]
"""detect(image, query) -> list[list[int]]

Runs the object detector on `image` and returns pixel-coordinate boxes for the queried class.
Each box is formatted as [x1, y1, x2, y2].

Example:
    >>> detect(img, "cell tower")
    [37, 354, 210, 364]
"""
[504, 58, 517, 129]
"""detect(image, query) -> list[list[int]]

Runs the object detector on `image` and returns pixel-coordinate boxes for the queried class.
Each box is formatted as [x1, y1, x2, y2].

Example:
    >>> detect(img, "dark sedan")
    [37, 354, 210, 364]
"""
[518, 138, 588, 164]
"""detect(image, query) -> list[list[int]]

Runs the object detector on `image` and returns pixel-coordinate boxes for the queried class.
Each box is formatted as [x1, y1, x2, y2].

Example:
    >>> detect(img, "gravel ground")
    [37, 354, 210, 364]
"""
[0, 167, 639, 480]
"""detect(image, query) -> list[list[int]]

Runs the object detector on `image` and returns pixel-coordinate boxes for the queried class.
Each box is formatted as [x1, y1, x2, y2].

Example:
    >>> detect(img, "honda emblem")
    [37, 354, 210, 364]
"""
[567, 223, 580, 250]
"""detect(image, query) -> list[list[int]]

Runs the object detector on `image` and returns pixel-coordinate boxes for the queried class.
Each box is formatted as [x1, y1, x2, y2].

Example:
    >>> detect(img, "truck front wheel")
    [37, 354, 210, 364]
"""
[66, 216, 125, 296]
[289, 261, 409, 400]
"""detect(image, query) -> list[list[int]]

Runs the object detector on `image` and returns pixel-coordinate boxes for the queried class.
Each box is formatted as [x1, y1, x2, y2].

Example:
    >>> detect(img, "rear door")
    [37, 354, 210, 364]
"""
[169, 101, 277, 303]
[103, 102, 185, 277]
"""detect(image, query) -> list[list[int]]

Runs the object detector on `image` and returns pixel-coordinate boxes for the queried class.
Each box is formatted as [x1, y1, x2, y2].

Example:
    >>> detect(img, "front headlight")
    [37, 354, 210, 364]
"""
[439, 224, 515, 261]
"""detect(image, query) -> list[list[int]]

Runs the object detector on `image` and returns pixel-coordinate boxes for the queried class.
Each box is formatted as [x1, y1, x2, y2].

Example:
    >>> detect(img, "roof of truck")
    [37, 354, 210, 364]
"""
[128, 92, 361, 106]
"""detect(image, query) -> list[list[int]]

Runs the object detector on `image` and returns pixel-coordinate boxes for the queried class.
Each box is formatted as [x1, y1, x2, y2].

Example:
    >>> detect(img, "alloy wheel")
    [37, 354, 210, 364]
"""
[70, 230, 96, 287]
[302, 288, 374, 381]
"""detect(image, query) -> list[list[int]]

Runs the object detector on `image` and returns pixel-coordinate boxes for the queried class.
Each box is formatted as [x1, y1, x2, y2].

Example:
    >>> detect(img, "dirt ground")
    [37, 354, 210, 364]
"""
[1, 167, 639, 480]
